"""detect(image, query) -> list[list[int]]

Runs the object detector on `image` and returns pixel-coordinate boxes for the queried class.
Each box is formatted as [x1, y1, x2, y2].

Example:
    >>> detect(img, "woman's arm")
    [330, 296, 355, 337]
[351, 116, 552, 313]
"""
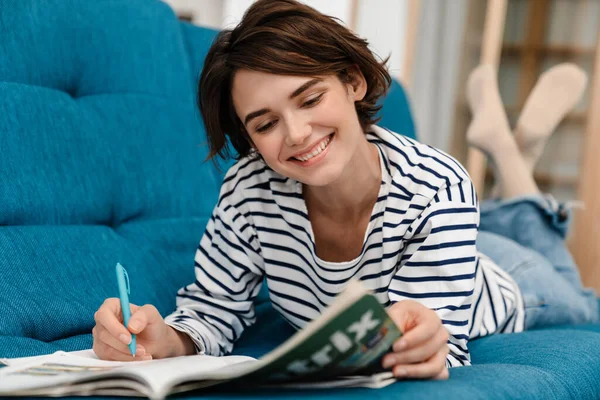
[163, 199, 265, 356]
[388, 179, 479, 369]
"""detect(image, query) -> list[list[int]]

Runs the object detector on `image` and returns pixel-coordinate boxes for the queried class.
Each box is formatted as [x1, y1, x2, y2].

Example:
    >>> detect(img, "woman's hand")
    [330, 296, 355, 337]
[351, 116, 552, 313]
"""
[382, 300, 450, 380]
[92, 298, 195, 361]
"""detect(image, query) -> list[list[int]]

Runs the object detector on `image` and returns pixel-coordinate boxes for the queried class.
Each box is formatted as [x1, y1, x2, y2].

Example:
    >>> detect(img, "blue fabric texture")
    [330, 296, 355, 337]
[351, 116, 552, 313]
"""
[0, 0, 599, 399]
[0, 0, 223, 356]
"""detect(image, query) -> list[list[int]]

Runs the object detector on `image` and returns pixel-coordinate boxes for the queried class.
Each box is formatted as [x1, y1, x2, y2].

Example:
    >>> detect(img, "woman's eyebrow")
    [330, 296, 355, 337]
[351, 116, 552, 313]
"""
[289, 78, 324, 99]
[244, 109, 270, 126]
[244, 78, 324, 126]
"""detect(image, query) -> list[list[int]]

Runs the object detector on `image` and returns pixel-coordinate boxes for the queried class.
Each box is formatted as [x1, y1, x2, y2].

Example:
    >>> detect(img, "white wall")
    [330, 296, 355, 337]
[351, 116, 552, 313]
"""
[220, 0, 353, 29]
[162, 0, 467, 152]
[221, 0, 255, 28]
[161, 0, 223, 28]
[163, 0, 408, 80]
[410, 0, 468, 150]
[356, 0, 408, 79]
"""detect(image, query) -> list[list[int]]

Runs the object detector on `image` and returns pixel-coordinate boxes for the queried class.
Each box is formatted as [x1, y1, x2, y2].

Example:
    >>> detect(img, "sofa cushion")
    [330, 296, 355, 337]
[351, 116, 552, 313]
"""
[0, 0, 225, 355]
[217, 303, 600, 400]
[2, 1, 600, 399]
[0, 0, 417, 356]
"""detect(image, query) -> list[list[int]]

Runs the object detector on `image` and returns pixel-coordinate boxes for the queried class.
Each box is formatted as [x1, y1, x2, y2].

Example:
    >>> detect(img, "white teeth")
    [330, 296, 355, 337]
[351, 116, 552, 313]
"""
[294, 136, 331, 162]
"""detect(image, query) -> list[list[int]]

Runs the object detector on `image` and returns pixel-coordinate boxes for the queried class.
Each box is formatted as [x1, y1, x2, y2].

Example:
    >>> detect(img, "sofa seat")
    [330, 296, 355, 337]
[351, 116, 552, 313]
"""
[1, 1, 598, 399]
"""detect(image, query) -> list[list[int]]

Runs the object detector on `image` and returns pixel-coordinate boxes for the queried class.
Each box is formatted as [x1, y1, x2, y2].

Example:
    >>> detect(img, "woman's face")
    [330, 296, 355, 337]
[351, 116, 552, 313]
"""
[231, 69, 367, 187]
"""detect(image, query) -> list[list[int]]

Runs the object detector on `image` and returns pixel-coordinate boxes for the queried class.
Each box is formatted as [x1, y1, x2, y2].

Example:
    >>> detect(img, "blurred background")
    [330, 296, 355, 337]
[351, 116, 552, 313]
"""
[162, 0, 599, 286]
[162, 0, 599, 202]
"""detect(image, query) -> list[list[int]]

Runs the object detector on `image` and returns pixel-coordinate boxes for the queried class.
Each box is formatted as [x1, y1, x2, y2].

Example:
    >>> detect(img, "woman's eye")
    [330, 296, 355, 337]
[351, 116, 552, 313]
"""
[256, 120, 277, 133]
[301, 94, 324, 108]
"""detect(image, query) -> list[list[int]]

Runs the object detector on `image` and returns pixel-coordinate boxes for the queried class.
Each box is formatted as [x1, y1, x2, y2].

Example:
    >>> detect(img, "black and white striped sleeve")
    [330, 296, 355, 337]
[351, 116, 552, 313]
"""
[388, 179, 479, 367]
[164, 199, 265, 356]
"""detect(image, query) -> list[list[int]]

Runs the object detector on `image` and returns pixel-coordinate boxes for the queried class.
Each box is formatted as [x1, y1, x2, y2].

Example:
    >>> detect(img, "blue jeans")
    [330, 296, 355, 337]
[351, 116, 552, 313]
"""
[476, 195, 599, 329]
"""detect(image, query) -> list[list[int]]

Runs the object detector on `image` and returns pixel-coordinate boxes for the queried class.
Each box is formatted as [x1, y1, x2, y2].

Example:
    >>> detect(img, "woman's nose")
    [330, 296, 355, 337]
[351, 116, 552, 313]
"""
[285, 119, 311, 146]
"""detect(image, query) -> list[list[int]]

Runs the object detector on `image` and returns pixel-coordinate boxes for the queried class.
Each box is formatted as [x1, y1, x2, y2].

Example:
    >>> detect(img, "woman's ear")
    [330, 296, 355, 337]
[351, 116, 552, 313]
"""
[345, 66, 367, 102]
[243, 129, 259, 152]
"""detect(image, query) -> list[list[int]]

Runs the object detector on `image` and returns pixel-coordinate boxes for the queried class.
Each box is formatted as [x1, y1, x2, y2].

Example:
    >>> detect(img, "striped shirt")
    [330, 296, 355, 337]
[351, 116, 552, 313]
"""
[165, 125, 525, 368]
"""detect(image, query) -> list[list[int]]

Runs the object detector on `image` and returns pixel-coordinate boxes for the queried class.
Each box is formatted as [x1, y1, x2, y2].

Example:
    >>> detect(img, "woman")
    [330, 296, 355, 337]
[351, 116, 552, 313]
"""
[91, 0, 597, 381]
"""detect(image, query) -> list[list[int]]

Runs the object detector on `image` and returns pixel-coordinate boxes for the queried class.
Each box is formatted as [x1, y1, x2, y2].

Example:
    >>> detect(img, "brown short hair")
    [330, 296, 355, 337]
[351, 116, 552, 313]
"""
[199, 0, 391, 161]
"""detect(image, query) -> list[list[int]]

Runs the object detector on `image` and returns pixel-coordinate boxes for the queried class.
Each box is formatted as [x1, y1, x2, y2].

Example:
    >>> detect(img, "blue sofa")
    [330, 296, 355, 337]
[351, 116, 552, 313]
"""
[1, 1, 599, 398]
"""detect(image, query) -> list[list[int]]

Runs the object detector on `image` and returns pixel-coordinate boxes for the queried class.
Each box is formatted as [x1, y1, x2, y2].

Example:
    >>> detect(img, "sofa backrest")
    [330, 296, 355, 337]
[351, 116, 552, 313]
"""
[0, 0, 415, 357]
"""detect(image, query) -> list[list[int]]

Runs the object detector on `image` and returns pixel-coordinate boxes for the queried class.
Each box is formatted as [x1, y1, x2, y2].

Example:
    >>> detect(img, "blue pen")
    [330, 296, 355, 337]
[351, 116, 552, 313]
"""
[116, 263, 136, 356]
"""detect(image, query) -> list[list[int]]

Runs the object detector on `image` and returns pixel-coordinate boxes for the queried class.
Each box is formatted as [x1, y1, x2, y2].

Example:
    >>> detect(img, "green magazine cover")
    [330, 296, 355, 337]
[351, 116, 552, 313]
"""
[236, 293, 400, 383]
[0, 280, 402, 399]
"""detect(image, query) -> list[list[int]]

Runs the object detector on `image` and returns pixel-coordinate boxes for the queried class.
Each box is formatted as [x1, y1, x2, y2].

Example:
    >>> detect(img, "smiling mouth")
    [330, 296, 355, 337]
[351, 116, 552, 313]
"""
[291, 133, 334, 162]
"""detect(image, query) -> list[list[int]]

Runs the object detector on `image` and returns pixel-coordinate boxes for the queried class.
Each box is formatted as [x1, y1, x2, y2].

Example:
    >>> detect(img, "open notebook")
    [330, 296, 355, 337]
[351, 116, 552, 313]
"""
[0, 280, 400, 399]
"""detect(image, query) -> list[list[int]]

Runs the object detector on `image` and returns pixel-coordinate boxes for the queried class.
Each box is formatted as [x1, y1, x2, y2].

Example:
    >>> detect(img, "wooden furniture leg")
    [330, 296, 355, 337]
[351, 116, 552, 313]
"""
[569, 31, 600, 293]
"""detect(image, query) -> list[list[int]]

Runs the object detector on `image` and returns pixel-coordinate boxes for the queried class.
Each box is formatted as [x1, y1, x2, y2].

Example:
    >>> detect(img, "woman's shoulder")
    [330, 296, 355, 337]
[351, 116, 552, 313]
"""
[217, 154, 283, 206]
[369, 125, 473, 199]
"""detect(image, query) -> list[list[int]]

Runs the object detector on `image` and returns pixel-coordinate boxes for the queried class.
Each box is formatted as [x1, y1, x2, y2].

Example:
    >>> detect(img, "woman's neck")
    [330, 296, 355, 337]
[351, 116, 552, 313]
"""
[303, 137, 381, 223]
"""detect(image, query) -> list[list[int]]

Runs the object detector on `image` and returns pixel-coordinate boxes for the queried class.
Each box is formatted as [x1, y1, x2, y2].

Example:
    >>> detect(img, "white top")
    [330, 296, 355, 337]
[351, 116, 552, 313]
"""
[165, 125, 525, 368]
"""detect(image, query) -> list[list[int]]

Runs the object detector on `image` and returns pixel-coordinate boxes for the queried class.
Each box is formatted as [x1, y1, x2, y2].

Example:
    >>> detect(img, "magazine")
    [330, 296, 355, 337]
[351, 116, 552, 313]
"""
[0, 280, 401, 399]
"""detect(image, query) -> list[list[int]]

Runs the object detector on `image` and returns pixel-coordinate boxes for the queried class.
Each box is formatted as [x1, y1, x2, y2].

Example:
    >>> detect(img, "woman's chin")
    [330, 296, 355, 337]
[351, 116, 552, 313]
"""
[295, 167, 343, 188]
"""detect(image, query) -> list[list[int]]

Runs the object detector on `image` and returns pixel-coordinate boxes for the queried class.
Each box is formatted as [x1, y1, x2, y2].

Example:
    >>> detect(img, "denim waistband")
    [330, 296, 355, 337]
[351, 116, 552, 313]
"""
[479, 194, 580, 239]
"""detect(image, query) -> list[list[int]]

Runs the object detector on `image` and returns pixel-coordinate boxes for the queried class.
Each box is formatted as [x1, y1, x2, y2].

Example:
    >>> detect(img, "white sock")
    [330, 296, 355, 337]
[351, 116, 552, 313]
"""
[466, 64, 510, 198]
[466, 64, 539, 199]
[515, 63, 588, 171]
[466, 65, 514, 154]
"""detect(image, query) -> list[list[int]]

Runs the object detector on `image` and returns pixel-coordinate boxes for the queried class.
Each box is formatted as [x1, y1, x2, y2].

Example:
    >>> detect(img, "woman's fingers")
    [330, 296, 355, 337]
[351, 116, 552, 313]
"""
[94, 299, 139, 345]
[92, 298, 149, 361]
[384, 300, 451, 380]
[92, 323, 129, 354]
[128, 304, 161, 335]
[93, 322, 146, 356]
[432, 367, 450, 380]
[392, 310, 442, 352]
[387, 327, 449, 365]
[93, 342, 151, 362]
[391, 346, 449, 379]
[92, 325, 151, 361]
